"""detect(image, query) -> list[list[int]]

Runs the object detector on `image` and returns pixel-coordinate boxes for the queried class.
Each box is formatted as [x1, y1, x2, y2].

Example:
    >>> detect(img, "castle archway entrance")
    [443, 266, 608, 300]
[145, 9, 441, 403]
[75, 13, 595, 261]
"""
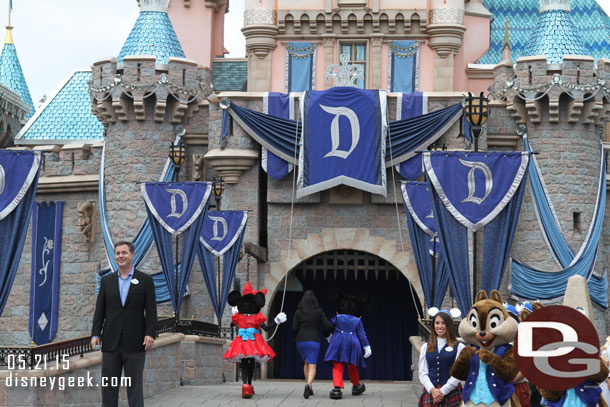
[267, 249, 421, 381]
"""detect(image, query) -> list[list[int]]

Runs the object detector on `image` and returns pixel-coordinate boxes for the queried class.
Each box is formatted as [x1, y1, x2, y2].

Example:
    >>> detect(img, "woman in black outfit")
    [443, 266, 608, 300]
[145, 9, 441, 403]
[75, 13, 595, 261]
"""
[292, 290, 333, 399]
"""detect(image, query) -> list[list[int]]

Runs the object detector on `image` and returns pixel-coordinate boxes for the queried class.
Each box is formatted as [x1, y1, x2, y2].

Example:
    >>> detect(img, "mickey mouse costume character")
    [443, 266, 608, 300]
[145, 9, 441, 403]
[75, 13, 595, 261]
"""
[324, 288, 373, 400]
[223, 282, 287, 399]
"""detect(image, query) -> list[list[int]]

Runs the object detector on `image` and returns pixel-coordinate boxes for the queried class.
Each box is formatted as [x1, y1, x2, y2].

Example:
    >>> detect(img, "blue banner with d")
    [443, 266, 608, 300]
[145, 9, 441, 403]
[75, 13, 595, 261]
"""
[29, 201, 62, 345]
[297, 87, 387, 198]
[424, 152, 529, 312]
[198, 211, 248, 320]
[142, 182, 211, 313]
[0, 150, 40, 318]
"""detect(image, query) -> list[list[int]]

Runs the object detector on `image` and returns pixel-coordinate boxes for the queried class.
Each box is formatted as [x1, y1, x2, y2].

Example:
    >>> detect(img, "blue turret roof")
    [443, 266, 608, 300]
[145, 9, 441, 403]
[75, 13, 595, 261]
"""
[479, 0, 610, 64]
[0, 30, 34, 118]
[522, 8, 588, 63]
[15, 70, 104, 144]
[117, 10, 185, 64]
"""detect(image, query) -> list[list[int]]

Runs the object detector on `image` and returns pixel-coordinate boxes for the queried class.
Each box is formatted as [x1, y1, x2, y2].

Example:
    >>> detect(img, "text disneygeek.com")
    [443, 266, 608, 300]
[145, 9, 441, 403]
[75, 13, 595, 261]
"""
[4, 355, 131, 390]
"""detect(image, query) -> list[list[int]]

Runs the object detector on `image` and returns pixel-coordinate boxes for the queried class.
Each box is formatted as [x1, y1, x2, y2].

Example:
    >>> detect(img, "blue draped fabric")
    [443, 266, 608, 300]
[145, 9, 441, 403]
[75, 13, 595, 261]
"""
[510, 139, 607, 307]
[399, 155, 424, 180]
[287, 42, 315, 92]
[0, 151, 40, 318]
[428, 182, 471, 315]
[197, 211, 248, 320]
[480, 173, 527, 293]
[143, 182, 211, 313]
[224, 96, 462, 168]
[221, 109, 231, 140]
[29, 201, 62, 345]
[262, 92, 295, 180]
[197, 246, 219, 317]
[388, 40, 419, 93]
[99, 144, 176, 272]
[386, 104, 463, 166]
[401, 182, 449, 308]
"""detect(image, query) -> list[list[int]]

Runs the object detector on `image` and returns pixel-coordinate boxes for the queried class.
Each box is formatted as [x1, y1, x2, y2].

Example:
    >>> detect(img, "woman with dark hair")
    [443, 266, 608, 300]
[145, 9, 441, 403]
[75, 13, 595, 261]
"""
[293, 290, 332, 399]
[418, 309, 464, 407]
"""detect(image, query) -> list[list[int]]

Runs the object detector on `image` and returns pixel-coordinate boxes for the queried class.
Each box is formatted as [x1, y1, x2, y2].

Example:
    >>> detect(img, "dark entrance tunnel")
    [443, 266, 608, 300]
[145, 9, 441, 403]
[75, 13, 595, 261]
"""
[267, 249, 421, 381]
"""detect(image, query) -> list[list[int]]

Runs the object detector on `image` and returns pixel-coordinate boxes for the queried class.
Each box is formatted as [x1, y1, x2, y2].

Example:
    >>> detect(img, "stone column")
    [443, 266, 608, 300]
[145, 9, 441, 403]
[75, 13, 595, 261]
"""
[322, 35, 336, 89]
[427, 0, 466, 91]
[242, 0, 278, 91]
[370, 35, 384, 90]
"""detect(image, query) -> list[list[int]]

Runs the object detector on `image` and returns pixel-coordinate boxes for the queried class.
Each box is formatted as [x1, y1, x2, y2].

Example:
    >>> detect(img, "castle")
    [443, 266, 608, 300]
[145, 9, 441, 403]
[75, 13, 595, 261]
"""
[0, 0, 608, 400]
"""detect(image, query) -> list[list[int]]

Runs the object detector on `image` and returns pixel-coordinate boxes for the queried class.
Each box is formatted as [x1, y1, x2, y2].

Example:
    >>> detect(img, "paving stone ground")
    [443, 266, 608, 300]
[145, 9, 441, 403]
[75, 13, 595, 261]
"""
[145, 380, 422, 406]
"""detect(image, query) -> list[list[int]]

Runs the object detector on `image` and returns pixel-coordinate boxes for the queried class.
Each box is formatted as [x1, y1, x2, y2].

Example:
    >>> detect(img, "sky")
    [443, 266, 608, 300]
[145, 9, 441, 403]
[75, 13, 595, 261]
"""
[0, 0, 608, 109]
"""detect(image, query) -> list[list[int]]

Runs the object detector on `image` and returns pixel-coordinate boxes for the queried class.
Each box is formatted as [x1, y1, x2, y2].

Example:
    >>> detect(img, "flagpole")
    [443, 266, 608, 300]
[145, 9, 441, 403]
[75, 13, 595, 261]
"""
[7, 0, 10, 28]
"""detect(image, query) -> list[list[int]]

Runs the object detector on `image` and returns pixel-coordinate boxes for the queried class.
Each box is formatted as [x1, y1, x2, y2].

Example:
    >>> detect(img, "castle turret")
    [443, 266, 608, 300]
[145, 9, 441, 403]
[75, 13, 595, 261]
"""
[90, 0, 211, 244]
[490, 0, 609, 329]
[242, 0, 277, 91]
[426, 0, 466, 91]
[0, 25, 34, 118]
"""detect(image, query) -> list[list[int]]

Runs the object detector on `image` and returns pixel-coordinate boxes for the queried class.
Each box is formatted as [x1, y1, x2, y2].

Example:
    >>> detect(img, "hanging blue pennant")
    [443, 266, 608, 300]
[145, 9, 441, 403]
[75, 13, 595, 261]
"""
[197, 211, 248, 320]
[0, 150, 40, 318]
[424, 151, 529, 231]
[143, 182, 212, 313]
[29, 201, 62, 345]
[297, 87, 387, 198]
[200, 211, 248, 256]
[142, 182, 212, 235]
[401, 182, 436, 236]
[0, 150, 40, 220]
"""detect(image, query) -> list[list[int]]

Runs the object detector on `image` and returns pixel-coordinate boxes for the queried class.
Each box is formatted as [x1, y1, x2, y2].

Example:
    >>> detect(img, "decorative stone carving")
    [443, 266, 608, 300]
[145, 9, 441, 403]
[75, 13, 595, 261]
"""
[244, 8, 276, 26]
[193, 154, 205, 181]
[203, 148, 259, 183]
[429, 8, 464, 25]
[326, 53, 364, 88]
[77, 201, 95, 243]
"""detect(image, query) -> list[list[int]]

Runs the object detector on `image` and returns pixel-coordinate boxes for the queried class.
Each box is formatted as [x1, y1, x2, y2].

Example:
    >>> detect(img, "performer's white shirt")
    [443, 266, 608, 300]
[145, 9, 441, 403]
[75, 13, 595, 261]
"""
[418, 338, 465, 395]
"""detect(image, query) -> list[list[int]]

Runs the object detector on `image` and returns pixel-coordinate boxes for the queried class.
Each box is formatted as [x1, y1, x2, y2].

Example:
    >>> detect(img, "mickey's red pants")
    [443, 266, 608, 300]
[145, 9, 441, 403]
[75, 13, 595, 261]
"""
[332, 361, 360, 388]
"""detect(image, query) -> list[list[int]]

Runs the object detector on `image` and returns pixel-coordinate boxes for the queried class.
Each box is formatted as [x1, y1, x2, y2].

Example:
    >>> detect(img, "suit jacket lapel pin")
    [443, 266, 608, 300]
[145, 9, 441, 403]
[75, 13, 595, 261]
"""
[131, 278, 139, 285]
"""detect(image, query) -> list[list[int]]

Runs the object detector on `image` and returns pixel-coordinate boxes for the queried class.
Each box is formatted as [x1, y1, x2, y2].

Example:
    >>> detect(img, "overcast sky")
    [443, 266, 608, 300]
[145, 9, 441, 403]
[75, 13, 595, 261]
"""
[0, 0, 609, 108]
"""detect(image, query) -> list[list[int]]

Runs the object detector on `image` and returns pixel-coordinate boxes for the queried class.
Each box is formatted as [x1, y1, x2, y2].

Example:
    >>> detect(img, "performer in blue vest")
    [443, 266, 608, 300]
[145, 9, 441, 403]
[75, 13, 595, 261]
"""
[418, 308, 464, 407]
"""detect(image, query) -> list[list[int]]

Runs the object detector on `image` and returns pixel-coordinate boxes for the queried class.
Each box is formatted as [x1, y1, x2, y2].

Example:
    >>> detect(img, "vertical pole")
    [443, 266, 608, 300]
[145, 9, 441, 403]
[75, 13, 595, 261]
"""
[216, 194, 222, 332]
[431, 236, 437, 307]
[175, 167, 180, 325]
[472, 127, 480, 303]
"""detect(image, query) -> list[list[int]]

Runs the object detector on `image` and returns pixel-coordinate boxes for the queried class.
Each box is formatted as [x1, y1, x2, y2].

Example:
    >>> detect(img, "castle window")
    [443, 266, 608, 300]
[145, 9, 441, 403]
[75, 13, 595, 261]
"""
[339, 41, 367, 89]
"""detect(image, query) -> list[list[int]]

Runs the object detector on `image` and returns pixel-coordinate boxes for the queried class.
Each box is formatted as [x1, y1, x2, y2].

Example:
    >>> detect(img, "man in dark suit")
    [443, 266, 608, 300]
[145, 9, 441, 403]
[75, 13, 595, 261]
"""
[91, 241, 157, 407]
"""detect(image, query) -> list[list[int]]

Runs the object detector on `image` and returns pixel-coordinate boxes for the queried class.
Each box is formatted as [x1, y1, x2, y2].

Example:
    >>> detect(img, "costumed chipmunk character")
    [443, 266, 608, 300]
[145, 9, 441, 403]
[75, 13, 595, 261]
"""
[324, 288, 373, 400]
[223, 282, 287, 399]
[450, 290, 519, 407]
[522, 303, 609, 407]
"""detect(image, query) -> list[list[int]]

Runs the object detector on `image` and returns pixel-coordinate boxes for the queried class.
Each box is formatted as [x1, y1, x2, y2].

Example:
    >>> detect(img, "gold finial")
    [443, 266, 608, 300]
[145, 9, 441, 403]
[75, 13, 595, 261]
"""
[4, 26, 12, 45]
[502, 17, 511, 51]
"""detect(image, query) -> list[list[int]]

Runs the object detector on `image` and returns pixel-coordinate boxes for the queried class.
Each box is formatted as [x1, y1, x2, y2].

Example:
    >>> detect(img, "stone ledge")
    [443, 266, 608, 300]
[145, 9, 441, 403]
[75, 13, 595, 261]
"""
[37, 174, 99, 194]
[182, 335, 227, 345]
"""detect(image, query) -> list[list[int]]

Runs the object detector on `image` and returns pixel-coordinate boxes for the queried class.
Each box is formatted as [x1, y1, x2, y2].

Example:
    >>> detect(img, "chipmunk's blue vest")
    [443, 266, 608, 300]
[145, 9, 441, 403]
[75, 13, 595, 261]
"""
[461, 344, 514, 405]
[545, 381, 601, 407]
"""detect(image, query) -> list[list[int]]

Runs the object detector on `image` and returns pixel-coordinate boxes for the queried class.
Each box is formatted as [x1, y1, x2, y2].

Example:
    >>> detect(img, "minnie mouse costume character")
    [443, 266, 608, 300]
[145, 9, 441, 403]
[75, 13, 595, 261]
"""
[223, 282, 287, 398]
[324, 289, 373, 400]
